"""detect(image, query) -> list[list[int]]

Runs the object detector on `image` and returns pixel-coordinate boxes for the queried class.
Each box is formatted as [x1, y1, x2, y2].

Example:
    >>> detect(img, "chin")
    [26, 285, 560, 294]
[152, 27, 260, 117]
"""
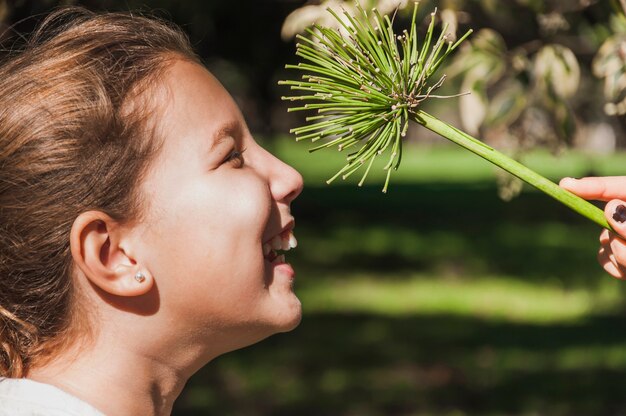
[271, 296, 303, 334]
[279, 303, 303, 332]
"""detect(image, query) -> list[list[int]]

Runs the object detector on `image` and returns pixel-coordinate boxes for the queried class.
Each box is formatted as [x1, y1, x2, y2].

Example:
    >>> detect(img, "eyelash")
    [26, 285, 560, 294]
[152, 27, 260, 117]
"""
[223, 147, 246, 168]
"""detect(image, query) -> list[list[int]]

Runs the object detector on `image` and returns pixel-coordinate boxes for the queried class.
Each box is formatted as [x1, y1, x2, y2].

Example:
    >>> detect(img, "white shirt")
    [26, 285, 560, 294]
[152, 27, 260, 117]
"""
[0, 377, 104, 416]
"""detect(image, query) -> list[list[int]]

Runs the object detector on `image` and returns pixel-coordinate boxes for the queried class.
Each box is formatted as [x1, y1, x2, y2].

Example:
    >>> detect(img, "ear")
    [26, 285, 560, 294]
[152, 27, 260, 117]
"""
[70, 211, 153, 297]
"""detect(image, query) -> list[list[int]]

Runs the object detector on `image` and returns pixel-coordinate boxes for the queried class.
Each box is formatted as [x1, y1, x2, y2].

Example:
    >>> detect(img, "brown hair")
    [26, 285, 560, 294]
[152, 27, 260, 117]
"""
[0, 7, 198, 377]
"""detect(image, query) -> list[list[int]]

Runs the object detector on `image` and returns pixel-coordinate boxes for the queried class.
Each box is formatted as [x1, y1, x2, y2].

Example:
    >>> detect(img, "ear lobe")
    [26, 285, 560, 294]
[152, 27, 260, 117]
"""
[70, 211, 153, 297]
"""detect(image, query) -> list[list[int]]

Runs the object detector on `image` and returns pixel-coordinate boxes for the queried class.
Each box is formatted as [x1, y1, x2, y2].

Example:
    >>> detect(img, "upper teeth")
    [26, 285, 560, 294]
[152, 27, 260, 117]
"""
[263, 230, 297, 256]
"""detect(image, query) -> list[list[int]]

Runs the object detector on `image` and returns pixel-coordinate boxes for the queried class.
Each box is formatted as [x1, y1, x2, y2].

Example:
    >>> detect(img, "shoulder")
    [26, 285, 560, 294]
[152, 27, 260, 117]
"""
[0, 377, 105, 416]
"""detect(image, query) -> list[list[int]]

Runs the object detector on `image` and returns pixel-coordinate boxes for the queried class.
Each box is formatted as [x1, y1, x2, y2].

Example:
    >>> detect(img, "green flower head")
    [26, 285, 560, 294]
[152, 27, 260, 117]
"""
[280, 2, 471, 192]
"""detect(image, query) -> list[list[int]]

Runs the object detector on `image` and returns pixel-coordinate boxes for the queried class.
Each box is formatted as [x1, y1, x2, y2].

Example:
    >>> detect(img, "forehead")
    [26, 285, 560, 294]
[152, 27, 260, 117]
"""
[155, 59, 243, 147]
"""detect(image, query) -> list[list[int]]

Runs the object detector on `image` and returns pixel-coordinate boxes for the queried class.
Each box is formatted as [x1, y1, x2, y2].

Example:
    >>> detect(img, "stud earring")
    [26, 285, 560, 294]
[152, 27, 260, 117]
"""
[134, 271, 146, 283]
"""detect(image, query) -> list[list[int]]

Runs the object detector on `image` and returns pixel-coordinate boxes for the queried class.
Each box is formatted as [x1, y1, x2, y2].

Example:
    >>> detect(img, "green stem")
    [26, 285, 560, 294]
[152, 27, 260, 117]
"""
[413, 110, 612, 231]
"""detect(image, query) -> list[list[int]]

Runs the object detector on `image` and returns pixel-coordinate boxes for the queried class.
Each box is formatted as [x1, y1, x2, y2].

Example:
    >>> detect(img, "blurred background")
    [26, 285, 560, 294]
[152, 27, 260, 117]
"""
[3, 0, 626, 414]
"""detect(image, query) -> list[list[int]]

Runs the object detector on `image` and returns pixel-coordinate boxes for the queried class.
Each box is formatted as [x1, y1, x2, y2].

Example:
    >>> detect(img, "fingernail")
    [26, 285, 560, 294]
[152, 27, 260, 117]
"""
[613, 204, 626, 223]
[560, 177, 577, 187]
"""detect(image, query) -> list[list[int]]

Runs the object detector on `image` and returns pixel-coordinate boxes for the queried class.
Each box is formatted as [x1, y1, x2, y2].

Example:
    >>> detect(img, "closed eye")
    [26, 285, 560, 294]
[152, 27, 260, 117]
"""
[222, 147, 246, 168]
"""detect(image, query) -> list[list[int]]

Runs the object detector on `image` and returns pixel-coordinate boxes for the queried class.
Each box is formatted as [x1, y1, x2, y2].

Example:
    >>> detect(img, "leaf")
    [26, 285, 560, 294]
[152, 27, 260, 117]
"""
[448, 29, 506, 82]
[533, 44, 580, 99]
[471, 28, 507, 57]
[440, 9, 458, 42]
[281, 0, 353, 41]
[610, 12, 626, 34]
[496, 171, 524, 201]
[593, 33, 626, 114]
[281, 0, 412, 40]
[375, 0, 411, 15]
[553, 99, 576, 143]
[460, 78, 488, 135]
[484, 79, 527, 128]
[453, 30, 508, 135]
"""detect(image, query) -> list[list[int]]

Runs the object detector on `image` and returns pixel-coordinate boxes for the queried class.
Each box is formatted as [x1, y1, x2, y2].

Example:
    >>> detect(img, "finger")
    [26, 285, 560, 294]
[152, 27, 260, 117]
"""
[600, 229, 610, 244]
[609, 233, 626, 269]
[604, 199, 626, 239]
[559, 177, 626, 202]
[597, 246, 626, 279]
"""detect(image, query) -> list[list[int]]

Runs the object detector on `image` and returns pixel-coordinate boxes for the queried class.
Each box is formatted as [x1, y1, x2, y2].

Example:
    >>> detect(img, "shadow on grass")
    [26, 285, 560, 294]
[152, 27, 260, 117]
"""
[174, 312, 626, 416]
[290, 183, 610, 287]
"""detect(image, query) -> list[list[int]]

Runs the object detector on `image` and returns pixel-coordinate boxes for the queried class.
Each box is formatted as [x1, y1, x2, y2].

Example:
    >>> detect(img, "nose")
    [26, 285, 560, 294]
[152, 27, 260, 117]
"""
[264, 151, 303, 204]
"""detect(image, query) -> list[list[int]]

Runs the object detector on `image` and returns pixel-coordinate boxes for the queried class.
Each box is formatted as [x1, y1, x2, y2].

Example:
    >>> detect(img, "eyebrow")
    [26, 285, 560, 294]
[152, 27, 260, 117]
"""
[209, 120, 241, 152]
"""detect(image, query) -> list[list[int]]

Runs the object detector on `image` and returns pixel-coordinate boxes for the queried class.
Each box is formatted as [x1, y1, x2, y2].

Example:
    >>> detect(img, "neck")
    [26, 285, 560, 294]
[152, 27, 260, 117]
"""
[28, 335, 209, 416]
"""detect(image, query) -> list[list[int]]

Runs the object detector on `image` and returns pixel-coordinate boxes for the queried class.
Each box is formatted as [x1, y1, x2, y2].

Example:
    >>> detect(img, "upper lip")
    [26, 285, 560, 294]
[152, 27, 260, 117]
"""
[263, 218, 295, 244]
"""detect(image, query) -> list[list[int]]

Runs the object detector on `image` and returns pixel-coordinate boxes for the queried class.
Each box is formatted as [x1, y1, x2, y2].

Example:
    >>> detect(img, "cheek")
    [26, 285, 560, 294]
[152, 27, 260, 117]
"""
[207, 175, 271, 253]
[143, 172, 271, 291]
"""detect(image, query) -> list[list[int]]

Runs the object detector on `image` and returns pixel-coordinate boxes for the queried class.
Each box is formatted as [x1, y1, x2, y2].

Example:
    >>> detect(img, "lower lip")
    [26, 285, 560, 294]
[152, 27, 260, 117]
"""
[266, 259, 295, 280]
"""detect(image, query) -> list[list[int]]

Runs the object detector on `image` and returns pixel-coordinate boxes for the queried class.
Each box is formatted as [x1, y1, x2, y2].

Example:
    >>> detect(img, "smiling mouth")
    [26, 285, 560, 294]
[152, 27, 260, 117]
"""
[263, 230, 297, 263]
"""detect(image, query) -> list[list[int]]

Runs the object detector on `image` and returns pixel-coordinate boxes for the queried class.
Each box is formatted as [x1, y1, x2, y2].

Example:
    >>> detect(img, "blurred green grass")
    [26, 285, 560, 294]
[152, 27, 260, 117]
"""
[173, 140, 626, 416]
[272, 136, 624, 184]
[299, 275, 621, 323]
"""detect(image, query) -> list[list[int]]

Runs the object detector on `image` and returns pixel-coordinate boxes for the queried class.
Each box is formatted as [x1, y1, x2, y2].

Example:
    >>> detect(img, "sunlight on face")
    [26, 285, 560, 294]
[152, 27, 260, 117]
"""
[131, 59, 303, 354]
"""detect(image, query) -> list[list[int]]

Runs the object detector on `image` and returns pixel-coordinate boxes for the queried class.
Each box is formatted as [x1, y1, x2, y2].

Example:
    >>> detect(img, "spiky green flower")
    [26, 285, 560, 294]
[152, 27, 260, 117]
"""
[281, 2, 612, 231]
[280, 3, 470, 192]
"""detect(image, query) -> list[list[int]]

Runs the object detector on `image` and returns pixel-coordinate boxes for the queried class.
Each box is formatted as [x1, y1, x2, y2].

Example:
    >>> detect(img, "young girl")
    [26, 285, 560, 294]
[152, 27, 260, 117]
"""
[0, 7, 302, 415]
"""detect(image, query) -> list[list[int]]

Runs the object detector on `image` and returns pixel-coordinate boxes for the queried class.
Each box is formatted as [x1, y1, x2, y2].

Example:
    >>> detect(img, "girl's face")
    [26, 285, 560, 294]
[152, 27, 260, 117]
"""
[131, 59, 303, 353]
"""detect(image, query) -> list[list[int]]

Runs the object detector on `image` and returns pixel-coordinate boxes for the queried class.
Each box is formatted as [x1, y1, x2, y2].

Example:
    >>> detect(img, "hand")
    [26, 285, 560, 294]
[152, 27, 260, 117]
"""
[560, 176, 626, 279]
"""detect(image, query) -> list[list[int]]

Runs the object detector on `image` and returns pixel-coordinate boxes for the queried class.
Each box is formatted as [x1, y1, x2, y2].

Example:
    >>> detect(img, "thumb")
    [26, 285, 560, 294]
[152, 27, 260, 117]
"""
[605, 199, 626, 239]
